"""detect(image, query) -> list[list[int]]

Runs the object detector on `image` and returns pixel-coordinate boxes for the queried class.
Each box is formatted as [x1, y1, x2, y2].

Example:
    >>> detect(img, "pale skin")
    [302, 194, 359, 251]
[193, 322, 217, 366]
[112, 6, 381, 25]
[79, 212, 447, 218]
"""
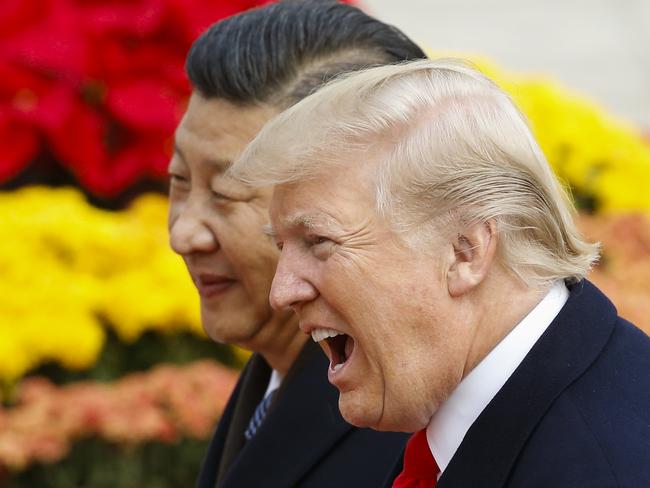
[267, 157, 549, 432]
[168, 93, 307, 375]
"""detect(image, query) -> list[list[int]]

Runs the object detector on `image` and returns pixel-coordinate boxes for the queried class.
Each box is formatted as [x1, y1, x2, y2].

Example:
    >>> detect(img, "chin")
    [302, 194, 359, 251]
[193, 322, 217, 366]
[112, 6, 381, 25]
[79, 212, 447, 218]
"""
[338, 392, 382, 430]
[340, 391, 433, 433]
[201, 316, 257, 346]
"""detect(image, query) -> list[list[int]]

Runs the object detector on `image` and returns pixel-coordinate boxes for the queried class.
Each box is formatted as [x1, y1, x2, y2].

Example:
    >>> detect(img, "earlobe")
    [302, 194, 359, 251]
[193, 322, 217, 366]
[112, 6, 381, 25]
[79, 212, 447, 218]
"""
[447, 221, 497, 297]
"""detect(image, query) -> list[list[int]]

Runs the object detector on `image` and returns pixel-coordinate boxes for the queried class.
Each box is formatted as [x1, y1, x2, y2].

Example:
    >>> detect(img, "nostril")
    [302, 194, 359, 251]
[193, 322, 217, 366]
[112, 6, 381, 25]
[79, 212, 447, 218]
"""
[288, 302, 302, 315]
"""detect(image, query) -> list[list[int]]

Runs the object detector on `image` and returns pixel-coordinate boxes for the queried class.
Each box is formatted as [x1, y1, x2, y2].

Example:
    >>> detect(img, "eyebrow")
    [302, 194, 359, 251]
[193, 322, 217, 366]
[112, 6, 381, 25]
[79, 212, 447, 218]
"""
[173, 142, 231, 171]
[277, 213, 342, 235]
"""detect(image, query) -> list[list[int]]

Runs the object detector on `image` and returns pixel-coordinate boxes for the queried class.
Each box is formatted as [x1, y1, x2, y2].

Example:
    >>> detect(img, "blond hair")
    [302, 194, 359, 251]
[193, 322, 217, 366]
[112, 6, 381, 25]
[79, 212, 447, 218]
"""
[230, 59, 599, 286]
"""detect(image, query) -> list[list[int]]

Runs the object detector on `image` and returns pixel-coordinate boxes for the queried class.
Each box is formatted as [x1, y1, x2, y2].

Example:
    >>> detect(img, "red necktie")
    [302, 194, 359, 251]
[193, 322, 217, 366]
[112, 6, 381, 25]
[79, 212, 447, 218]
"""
[392, 429, 440, 488]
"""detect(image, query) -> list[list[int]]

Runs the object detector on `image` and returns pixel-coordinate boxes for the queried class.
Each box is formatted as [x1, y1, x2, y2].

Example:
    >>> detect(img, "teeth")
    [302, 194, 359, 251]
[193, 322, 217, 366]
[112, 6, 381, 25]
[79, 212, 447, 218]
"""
[310, 327, 343, 343]
[332, 363, 344, 373]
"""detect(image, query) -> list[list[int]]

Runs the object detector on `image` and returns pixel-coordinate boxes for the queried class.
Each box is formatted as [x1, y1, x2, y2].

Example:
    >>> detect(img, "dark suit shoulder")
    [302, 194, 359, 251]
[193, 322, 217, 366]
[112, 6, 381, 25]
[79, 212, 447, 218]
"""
[507, 394, 622, 487]
[508, 318, 650, 488]
[564, 318, 650, 485]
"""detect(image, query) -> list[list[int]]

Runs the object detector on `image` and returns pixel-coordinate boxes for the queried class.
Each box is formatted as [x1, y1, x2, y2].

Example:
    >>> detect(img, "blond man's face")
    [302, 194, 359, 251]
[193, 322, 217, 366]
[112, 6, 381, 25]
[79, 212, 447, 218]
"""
[268, 159, 475, 432]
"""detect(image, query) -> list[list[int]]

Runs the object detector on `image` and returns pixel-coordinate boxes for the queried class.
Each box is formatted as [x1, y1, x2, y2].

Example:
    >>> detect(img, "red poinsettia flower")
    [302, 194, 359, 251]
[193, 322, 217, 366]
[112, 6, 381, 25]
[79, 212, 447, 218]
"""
[0, 0, 88, 180]
[0, 108, 39, 181]
[1, 0, 349, 197]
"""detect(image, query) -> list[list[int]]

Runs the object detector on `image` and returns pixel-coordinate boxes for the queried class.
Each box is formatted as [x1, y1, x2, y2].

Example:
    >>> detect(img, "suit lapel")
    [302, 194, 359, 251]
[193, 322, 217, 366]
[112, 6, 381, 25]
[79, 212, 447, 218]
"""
[216, 354, 270, 487]
[438, 280, 618, 488]
[196, 370, 241, 488]
[221, 341, 353, 487]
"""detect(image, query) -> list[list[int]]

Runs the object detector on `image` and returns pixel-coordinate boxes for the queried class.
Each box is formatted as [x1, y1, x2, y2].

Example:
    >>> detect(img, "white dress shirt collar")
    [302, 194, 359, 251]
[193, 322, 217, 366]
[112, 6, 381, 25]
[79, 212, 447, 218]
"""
[426, 281, 569, 474]
[264, 369, 283, 398]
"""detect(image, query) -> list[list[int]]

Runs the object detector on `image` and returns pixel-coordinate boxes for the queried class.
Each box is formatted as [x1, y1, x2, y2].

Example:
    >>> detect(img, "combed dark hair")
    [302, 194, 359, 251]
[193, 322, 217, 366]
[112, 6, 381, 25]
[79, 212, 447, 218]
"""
[186, 0, 426, 107]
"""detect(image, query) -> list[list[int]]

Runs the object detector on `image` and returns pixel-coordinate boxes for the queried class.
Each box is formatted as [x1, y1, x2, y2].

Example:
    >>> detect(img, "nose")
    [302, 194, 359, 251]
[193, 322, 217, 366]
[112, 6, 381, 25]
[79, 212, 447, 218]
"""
[270, 249, 318, 311]
[168, 198, 218, 255]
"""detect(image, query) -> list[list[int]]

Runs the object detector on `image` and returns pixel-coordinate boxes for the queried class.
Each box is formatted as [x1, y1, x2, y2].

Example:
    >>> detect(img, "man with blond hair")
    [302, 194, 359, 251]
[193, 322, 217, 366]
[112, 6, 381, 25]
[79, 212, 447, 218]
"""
[231, 59, 650, 487]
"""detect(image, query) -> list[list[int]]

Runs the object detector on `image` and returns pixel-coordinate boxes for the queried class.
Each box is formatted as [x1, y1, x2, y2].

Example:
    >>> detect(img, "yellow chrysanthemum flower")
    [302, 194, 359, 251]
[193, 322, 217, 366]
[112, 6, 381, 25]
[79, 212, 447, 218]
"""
[0, 187, 206, 384]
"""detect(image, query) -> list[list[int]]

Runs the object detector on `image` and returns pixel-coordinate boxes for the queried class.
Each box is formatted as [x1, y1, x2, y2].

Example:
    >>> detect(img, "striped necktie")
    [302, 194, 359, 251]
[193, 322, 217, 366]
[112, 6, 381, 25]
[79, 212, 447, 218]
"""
[244, 389, 277, 440]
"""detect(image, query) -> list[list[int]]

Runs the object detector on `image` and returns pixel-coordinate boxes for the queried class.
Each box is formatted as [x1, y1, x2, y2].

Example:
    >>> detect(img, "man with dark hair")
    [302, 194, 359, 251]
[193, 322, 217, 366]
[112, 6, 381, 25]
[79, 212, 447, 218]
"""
[167, 1, 426, 486]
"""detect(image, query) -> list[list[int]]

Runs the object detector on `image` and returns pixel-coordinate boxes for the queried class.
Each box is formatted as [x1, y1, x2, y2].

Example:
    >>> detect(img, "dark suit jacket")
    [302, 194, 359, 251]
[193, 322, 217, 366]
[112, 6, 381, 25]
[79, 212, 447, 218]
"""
[387, 280, 650, 487]
[197, 339, 409, 488]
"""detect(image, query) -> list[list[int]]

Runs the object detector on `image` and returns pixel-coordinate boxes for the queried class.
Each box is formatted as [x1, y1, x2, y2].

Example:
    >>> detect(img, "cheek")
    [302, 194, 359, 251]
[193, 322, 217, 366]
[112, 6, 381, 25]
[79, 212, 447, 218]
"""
[319, 260, 396, 349]
[167, 204, 176, 227]
[167, 198, 185, 234]
[231, 246, 277, 302]
[224, 230, 278, 304]
[219, 205, 276, 260]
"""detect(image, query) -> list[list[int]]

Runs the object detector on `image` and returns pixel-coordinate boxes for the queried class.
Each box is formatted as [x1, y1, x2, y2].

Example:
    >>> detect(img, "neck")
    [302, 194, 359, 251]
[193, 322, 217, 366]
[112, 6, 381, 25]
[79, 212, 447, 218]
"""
[461, 271, 550, 378]
[244, 311, 308, 376]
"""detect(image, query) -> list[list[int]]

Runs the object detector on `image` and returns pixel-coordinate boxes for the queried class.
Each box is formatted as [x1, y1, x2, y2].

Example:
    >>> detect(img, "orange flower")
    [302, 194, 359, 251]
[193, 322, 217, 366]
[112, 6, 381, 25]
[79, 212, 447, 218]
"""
[0, 360, 238, 471]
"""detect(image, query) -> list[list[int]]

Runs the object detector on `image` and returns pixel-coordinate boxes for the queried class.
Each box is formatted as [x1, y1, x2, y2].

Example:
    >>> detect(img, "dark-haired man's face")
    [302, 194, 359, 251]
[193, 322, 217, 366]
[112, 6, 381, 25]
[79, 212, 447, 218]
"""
[168, 94, 302, 358]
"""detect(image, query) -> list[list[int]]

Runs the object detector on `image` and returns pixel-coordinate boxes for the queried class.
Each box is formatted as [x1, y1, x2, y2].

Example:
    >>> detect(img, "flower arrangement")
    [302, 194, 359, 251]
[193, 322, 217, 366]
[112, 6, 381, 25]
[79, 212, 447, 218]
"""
[0, 0, 272, 196]
[2, 2, 648, 208]
[578, 213, 650, 330]
[507, 76, 650, 212]
[0, 186, 201, 385]
[0, 360, 238, 471]
[0, 3, 648, 485]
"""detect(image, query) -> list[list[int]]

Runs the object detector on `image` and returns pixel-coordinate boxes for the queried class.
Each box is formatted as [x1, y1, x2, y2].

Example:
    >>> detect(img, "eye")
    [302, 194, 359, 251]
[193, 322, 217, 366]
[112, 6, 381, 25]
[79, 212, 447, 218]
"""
[212, 191, 228, 199]
[168, 173, 190, 194]
[211, 190, 234, 201]
[306, 235, 331, 247]
[305, 235, 335, 260]
[169, 173, 188, 184]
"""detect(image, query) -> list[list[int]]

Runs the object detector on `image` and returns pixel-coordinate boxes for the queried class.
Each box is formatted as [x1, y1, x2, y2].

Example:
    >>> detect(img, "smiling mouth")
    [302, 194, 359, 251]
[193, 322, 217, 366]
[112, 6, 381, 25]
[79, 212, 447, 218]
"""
[195, 274, 236, 298]
[311, 328, 355, 373]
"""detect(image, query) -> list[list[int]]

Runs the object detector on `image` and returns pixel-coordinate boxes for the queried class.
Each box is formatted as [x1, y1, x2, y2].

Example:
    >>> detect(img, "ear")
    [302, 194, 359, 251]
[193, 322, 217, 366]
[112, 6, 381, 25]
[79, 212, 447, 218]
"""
[447, 220, 498, 297]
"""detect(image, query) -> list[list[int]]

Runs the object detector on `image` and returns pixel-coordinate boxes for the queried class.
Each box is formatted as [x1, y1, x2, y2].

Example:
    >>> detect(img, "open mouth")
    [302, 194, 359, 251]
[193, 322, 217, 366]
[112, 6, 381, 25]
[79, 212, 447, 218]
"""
[311, 328, 355, 373]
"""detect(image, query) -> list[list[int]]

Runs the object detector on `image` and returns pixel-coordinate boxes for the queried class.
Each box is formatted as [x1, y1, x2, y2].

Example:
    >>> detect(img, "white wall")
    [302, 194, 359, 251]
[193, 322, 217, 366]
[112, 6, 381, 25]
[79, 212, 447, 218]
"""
[362, 0, 650, 129]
